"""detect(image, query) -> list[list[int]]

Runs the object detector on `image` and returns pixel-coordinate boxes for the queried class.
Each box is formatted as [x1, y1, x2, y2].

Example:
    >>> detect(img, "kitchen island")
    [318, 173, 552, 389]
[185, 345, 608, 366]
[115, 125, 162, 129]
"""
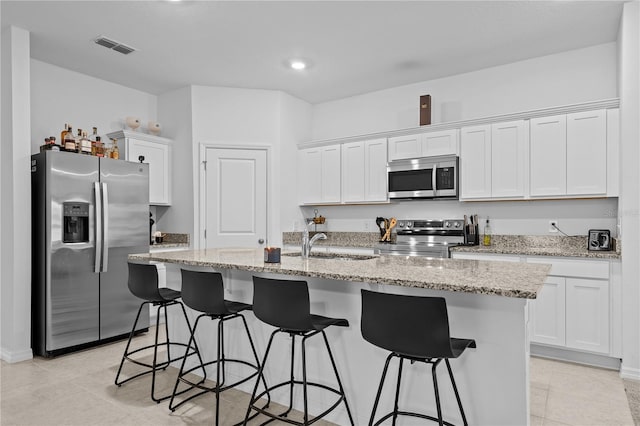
[130, 248, 550, 425]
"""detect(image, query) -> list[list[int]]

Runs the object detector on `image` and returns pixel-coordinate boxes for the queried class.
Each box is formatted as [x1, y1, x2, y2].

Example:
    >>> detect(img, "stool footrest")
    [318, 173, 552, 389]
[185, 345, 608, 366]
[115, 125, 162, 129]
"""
[374, 411, 459, 426]
[170, 358, 260, 411]
[249, 380, 345, 426]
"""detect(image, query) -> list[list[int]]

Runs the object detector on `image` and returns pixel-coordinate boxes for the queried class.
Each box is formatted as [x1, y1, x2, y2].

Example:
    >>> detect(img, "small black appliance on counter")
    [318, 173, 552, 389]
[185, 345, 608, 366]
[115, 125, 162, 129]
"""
[588, 229, 612, 251]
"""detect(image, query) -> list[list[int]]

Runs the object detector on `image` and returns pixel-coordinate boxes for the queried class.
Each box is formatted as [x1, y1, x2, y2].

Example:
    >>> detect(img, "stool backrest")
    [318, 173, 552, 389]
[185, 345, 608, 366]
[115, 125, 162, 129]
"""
[127, 262, 162, 302]
[180, 269, 226, 314]
[252, 276, 313, 331]
[361, 289, 453, 359]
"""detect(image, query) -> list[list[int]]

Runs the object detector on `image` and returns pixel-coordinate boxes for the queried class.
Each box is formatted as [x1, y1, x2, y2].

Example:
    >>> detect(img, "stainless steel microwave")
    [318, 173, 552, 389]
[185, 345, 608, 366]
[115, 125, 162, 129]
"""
[387, 155, 459, 200]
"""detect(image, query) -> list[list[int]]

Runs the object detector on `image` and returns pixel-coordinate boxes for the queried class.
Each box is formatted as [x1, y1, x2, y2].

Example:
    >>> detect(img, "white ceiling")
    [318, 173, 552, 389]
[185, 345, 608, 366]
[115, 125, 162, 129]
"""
[1, 1, 624, 104]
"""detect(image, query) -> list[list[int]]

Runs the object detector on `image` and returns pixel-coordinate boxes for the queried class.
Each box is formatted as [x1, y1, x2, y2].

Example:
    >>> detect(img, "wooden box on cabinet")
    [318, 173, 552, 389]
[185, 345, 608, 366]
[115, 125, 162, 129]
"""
[106, 130, 172, 206]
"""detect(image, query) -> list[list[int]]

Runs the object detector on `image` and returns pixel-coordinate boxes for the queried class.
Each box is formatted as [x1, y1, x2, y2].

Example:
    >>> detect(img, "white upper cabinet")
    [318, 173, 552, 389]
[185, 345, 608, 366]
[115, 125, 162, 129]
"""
[388, 129, 458, 161]
[460, 125, 492, 199]
[566, 110, 607, 196]
[460, 120, 526, 200]
[530, 109, 611, 199]
[298, 145, 341, 204]
[341, 142, 365, 203]
[491, 120, 527, 198]
[530, 114, 567, 197]
[107, 130, 172, 206]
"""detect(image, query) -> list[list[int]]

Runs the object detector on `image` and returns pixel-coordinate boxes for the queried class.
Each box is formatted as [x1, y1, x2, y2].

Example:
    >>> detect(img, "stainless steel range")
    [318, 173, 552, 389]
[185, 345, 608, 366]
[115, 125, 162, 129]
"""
[375, 219, 465, 258]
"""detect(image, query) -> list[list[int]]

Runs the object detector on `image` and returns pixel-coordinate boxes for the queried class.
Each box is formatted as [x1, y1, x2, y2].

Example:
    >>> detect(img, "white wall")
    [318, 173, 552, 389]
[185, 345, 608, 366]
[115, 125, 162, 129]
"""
[298, 199, 618, 237]
[181, 86, 312, 248]
[1, 26, 34, 362]
[618, 1, 640, 380]
[156, 86, 193, 238]
[311, 43, 617, 141]
[30, 59, 157, 154]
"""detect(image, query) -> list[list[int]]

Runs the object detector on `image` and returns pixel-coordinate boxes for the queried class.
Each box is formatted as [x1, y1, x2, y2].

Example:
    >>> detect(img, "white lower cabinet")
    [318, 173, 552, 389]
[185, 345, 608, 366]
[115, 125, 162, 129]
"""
[530, 276, 566, 347]
[565, 278, 609, 354]
[452, 251, 614, 357]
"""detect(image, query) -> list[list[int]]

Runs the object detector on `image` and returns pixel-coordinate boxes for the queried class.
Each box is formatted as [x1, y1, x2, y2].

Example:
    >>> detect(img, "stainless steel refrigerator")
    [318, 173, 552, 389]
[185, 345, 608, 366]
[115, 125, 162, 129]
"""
[31, 151, 150, 357]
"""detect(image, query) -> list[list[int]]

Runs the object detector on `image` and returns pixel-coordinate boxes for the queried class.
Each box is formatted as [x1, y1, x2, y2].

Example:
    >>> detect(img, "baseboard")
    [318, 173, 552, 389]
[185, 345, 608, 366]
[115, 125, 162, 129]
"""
[0, 346, 33, 363]
[531, 344, 621, 370]
[620, 365, 640, 380]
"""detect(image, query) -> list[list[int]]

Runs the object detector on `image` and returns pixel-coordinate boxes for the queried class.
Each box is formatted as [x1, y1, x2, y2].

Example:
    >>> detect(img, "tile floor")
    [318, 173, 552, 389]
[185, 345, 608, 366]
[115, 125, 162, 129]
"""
[0, 328, 636, 425]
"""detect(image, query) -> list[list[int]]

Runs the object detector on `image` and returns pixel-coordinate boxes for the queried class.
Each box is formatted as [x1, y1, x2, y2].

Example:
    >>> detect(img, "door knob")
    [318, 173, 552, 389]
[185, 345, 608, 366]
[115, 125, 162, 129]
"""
[258, 239, 265, 244]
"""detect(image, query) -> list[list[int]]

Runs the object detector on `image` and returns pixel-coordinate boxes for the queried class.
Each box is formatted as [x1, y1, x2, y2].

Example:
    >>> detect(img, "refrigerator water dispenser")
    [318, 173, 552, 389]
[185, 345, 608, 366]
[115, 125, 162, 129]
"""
[63, 202, 89, 243]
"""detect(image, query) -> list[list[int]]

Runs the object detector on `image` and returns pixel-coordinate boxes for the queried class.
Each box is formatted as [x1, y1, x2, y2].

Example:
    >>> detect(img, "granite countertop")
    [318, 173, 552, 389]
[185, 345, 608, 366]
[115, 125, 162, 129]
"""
[451, 235, 621, 260]
[129, 248, 550, 299]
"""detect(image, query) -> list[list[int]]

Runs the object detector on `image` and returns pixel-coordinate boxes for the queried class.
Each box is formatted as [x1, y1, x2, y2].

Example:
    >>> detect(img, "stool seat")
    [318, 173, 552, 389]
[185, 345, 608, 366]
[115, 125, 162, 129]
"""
[361, 289, 476, 426]
[157, 287, 181, 301]
[244, 276, 355, 426]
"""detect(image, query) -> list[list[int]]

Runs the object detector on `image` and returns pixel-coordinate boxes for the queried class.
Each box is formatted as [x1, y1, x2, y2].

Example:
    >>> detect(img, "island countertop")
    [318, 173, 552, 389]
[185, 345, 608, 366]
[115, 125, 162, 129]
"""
[129, 248, 550, 299]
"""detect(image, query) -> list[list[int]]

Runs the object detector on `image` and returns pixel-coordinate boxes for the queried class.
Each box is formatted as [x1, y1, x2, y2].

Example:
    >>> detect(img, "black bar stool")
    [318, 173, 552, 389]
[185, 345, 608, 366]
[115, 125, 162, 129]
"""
[115, 262, 205, 403]
[169, 269, 269, 425]
[244, 276, 355, 426]
[360, 289, 477, 426]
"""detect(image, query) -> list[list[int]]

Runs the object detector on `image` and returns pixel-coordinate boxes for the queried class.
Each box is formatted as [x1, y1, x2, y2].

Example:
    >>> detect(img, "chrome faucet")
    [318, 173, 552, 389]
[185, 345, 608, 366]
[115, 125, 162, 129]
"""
[301, 221, 326, 258]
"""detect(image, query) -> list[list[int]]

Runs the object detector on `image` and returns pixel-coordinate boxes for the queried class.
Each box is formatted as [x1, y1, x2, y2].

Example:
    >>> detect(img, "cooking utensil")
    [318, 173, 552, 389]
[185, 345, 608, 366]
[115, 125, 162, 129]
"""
[381, 217, 397, 242]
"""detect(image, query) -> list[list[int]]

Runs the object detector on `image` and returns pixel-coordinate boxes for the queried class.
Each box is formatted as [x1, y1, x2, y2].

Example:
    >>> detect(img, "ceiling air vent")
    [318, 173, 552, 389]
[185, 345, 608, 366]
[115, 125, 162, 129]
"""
[94, 36, 137, 55]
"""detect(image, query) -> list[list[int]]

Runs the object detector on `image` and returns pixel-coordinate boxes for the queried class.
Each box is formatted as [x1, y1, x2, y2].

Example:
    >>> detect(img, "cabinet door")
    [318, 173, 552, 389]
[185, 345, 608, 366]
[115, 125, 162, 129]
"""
[341, 142, 365, 202]
[127, 139, 170, 205]
[491, 120, 526, 198]
[566, 278, 609, 354]
[388, 134, 421, 161]
[321, 145, 341, 203]
[530, 115, 566, 197]
[460, 124, 492, 199]
[530, 276, 566, 346]
[298, 148, 321, 204]
[364, 138, 388, 201]
[566, 109, 607, 195]
[421, 129, 459, 156]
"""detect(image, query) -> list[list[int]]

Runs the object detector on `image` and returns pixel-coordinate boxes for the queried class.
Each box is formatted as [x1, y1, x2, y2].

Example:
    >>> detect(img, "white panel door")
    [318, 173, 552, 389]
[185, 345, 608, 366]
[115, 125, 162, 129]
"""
[566, 278, 610, 354]
[530, 115, 566, 196]
[566, 109, 607, 195]
[491, 120, 526, 198]
[530, 276, 566, 346]
[205, 148, 267, 248]
[341, 141, 365, 202]
[460, 124, 492, 199]
[364, 138, 388, 201]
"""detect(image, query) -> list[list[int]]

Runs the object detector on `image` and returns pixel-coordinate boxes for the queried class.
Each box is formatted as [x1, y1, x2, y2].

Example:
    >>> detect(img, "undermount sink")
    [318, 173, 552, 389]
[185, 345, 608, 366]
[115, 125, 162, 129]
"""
[282, 252, 377, 261]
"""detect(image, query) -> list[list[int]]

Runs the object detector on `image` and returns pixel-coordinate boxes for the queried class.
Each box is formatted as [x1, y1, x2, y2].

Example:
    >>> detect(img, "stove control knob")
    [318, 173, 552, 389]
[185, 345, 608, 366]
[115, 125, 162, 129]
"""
[454, 221, 461, 228]
[398, 221, 405, 228]
[407, 221, 413, 228]
[445, 221, 451, 228]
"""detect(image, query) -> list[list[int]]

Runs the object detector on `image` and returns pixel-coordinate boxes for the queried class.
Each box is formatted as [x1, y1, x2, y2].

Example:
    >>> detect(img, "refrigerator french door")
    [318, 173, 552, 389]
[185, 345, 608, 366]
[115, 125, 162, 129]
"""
[32, 151, 150, 356]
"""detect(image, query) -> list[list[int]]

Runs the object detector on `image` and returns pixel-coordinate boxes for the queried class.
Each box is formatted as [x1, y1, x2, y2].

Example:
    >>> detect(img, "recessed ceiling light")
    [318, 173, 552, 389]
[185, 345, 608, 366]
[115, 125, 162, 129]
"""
[290, 60, 306, 70]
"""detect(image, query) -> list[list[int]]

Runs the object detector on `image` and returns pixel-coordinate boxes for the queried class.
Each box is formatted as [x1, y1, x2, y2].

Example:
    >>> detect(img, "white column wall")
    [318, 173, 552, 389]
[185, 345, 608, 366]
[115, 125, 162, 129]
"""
[618, 0, 640, 380]
[1, 26, 33, 362]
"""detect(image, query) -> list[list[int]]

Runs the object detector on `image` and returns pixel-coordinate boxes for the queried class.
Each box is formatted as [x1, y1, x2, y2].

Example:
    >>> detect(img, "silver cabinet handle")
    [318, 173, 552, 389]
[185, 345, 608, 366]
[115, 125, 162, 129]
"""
[258, 239, 265, 244]
[102, 182, 109, 272]
[94, 182, 102, 273]
[432, 167, 437, 198]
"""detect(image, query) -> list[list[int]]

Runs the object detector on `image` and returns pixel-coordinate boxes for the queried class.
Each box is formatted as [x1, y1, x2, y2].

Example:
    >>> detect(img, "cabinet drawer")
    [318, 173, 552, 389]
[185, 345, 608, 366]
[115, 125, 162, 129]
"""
[526, 257, 609, 279]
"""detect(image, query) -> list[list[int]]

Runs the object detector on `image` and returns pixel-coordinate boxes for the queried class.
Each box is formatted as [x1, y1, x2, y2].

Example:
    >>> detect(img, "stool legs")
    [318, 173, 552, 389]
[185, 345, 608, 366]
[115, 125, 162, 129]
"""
[115, 300, 204, 403]
[368, 355, 469, 426]
[244, 329, 354, 426]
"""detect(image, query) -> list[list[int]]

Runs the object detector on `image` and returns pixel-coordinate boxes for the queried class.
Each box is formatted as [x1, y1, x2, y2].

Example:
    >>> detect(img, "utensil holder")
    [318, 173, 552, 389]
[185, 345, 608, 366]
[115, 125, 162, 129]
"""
[464, 225, 479, 246]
